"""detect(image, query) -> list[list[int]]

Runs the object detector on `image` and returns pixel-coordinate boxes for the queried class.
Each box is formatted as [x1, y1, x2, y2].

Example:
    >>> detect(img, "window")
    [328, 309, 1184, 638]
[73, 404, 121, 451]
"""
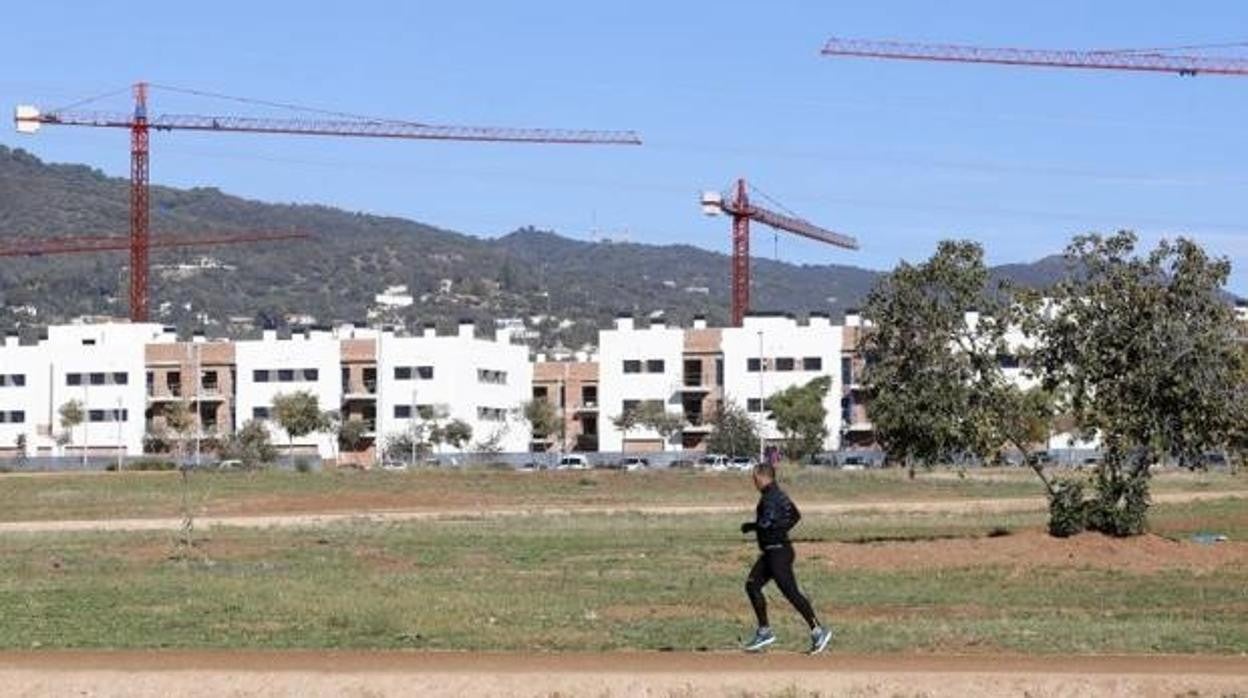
[394, 404, 411, 419]
[0, 374, 26, 388]
[804, 357, 823, 372]
[477, 406, 507, 422]
[278, 369, 295, 382]
[202, 371, 219, 391]
[623, 360, 642, 374]
[0, 411, 24, 424]
[112, 372, 128, 385]
[302, 368, 319, 382]
[82, 339, 95, 346]
[581, 386, 597, 407]
[88, 409, 127, 423]
[533, 386, 548, 400]
[747, 358, 761, 372]
[775, 357, 795, 372]
[396, 366, 433, 380]
[998, 354, 1021, 369]
[252, 406, 270, 420]
[646, 359, 665, 374]
[66, 373, 83, 386]
[840, 357, 853, 385]
[89, 372, 106, 386]
[478, 369, 508, 385]
[747, 398, 773, 414]
[253, 370, 270, 383]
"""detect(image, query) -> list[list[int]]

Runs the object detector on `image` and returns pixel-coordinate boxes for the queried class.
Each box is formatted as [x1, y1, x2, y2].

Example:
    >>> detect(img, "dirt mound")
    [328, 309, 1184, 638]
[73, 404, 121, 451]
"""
[808, 530, 1247, 574]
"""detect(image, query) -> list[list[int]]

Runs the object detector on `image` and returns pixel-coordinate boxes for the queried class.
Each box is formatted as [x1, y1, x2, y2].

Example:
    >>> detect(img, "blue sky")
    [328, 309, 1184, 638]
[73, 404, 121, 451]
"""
[4, 1, 1247, 293]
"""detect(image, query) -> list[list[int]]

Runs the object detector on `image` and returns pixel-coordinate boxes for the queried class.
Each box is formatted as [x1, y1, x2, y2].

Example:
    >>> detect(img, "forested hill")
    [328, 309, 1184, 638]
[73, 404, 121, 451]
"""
[0, 145, 1075, 348]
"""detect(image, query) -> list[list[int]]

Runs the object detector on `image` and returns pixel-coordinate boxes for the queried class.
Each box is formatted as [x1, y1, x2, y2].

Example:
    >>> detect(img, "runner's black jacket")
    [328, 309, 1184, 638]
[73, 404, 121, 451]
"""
[741, 482, 801, 549]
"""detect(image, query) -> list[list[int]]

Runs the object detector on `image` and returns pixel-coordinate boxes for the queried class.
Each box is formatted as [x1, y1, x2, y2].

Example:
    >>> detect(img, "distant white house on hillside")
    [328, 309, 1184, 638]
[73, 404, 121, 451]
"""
[375, 285, 414, 308]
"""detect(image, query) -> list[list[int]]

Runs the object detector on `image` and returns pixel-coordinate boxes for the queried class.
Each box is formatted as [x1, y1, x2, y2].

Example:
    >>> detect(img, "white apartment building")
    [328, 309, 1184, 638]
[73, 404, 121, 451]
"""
[233, 327, 344, 456]
[0, 323, 164, 458]
[722, 313, 843, 452]
[375, 321, 532, 455]
[597, 315, 686, 452]
[597, 313, 843, 454]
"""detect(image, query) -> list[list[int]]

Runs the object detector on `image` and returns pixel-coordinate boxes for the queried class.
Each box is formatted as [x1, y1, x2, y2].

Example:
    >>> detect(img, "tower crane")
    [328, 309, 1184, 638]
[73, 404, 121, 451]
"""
[702, 178, 859, 326]
[821, 37, 1248, 77]
[13, 82, 642, 322]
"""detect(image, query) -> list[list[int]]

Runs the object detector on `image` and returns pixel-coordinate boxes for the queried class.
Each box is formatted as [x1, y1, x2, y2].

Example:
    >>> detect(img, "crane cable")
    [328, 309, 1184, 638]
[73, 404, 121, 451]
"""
[147, 83, 431, 127]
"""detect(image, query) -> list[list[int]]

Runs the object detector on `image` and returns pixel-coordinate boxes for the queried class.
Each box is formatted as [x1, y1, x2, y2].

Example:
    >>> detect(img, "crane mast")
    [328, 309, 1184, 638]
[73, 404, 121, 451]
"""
[703, 178, 859, 326]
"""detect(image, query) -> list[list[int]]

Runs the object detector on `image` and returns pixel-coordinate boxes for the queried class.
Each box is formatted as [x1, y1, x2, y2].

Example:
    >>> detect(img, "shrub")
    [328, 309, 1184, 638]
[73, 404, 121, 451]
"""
[1047, 479, 1088, 538]
[293, 458, 313, 473]
[1087, 476, 1150, 537]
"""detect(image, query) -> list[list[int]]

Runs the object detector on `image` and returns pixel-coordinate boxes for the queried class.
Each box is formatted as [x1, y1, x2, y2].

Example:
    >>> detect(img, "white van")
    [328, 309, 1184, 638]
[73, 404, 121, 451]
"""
[558, 454, 589, 470]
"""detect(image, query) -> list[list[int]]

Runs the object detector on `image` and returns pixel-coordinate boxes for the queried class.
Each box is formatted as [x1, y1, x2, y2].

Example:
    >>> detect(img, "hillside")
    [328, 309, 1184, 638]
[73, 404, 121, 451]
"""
[0, 145, 1073, 348]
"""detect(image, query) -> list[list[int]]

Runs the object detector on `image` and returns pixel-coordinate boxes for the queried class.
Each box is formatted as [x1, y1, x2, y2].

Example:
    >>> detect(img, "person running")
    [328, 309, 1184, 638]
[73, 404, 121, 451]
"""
[740, 462, 832, 654]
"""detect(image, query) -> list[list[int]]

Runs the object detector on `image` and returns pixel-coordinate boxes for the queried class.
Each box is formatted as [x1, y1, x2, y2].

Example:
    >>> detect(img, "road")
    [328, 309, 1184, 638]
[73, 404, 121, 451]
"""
[2, 651, 1245, 697]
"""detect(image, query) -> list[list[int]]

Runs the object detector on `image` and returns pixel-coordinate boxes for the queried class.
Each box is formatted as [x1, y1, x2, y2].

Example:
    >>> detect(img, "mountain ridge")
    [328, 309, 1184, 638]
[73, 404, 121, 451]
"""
[0, 145, 1079, 347]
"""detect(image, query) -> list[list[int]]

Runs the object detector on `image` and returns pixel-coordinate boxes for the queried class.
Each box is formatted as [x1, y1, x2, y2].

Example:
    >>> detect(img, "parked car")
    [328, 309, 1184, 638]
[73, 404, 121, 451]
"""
[620, 456, 649, 471]
[697, 454, 730, 471]
[669, 458, 696, 469]
[729, 456, 756, 471]
[840, 455, 868, 470]
[214, 459, 244, 471]
[558, 454, 590, 470]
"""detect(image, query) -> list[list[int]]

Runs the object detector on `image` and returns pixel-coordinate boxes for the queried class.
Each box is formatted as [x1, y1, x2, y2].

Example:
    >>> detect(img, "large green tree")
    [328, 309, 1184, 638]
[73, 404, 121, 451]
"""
[768, 376, 833, 463]
[861, 241, 1020, 477]
[1031, 232, 1245, 535]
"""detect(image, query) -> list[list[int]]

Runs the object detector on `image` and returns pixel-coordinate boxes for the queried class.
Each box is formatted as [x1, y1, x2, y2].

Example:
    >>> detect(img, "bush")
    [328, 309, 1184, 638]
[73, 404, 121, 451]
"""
[109, 460, 177, 472]
[1087, 476, 1150, 537]
[293, 458, 313, 473]
[1047, 479, 1089, 538]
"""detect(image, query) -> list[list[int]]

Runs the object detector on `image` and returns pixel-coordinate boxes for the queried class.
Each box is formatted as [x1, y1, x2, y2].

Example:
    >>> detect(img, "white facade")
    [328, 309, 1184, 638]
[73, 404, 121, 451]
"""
[233, 328, 343, 456]
[596, 316, 686, 451]
[721, 314, 843, 452]
[0, 323, 164, 458]
[596, 314, 844, 453]
[376, 322, 532, 455]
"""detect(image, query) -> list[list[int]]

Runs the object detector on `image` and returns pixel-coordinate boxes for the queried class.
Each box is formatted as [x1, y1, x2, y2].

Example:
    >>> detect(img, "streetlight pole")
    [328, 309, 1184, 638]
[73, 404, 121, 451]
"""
[757, 330, 766, 464]
[410, 387, 418, 466]
[194, 342, 202, 469]
[116, 395, 124, 471]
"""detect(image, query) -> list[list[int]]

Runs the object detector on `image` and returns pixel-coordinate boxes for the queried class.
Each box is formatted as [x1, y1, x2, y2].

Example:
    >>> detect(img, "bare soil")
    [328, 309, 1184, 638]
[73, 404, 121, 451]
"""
[809, 529, 1248, 574]
[2, 651, 1245, 697]
[0, 490, 1241, 535]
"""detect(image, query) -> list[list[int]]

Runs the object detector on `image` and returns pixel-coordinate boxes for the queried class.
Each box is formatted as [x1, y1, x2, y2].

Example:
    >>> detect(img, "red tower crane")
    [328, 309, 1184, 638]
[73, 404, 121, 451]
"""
[13, 82, 642, 322]
[821, 37, 1248, 77]
[702, 178, 859, 326]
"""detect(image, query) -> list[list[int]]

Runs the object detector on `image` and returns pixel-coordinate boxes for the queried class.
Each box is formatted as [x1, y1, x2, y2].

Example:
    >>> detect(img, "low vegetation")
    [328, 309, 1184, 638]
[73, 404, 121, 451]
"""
[0, 495, 1243, 653]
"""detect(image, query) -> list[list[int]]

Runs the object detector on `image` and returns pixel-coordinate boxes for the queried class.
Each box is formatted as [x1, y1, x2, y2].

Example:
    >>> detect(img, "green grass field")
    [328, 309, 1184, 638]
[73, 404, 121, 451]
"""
[0, 469, 1244, 654]
[0, 466, 1241, 522]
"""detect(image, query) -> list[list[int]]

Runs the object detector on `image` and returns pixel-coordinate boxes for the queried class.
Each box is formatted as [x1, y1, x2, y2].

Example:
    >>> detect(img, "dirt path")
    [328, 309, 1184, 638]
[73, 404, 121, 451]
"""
[2, 651, 1245, 697]
[0, 490, 1241, 535]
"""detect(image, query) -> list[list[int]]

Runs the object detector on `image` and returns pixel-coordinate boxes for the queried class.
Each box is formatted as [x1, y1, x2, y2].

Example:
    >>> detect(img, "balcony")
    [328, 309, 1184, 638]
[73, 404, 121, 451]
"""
[682, 413, 713, 433]
[342, 381, 378, 400]
[679, 374, 712, 393]
[576, 401, 599, 413]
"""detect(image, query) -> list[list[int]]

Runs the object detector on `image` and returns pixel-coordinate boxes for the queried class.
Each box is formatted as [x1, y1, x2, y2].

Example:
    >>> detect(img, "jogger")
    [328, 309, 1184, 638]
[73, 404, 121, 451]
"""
[740, 462, 832, 654]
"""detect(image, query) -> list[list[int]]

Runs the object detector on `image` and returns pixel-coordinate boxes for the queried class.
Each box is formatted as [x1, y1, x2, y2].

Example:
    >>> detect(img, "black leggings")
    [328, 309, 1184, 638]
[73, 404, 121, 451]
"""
[745, 544, 818, 629]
